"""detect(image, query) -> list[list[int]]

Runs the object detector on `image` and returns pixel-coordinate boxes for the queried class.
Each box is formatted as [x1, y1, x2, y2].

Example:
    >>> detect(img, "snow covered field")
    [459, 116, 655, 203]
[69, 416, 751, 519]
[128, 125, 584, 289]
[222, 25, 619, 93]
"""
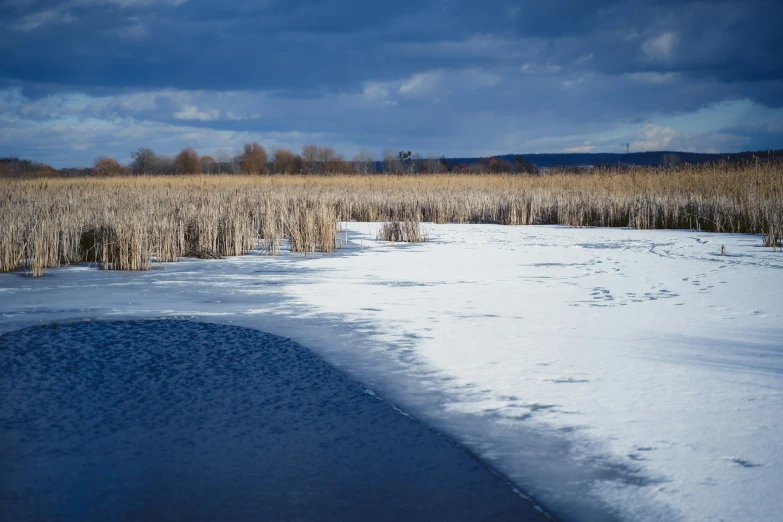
[1, 224, 781, 522]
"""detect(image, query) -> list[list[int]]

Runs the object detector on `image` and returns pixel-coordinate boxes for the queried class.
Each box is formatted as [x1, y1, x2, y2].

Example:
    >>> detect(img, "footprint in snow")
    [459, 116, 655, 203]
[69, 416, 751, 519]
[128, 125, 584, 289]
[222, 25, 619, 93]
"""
[726, 457, 761, 468]
[524, 403, 557, 412]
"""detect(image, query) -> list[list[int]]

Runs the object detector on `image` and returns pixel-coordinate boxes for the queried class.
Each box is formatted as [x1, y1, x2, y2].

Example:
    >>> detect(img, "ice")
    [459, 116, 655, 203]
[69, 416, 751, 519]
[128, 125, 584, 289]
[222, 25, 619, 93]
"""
[0, 320, 545, 521]
[1, 224, 781, 522]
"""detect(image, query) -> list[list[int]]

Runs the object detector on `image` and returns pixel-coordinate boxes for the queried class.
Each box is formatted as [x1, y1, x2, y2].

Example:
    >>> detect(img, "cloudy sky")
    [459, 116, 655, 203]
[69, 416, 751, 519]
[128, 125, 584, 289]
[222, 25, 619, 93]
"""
[1, 0, 782, 167]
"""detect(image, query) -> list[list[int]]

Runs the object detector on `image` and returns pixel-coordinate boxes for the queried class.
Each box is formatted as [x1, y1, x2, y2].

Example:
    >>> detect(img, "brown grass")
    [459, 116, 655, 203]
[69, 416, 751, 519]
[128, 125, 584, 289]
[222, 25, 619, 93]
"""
[1, 162, 781, 276]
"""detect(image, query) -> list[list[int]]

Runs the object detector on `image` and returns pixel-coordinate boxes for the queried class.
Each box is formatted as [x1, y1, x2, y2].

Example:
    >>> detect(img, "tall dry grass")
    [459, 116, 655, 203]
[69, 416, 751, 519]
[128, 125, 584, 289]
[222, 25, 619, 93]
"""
[1, 162, 781, 276]
[377, 220, 428, 243]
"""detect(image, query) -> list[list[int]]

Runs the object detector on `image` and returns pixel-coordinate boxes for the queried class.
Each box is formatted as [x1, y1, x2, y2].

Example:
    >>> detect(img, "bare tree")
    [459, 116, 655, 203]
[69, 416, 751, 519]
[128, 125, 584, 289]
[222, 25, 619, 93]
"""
[409, 152, 423, 174]
[316, 146, 334, 170]
[200, 155, 216, 174]
[425, 157, 443, 174]
[301, 144, 319, 174]
[330, 153, 348, 174]
[300, 145, 347, 174]
[272, 148, 303, 174]
[174, 147, 201, 174]
[94, 157, 124, 176]
[240, 142, 268, 174]
[316, 146, 342, 175]
[154, 155, 175, 174]
[230, 150, 243, 174]
[662, 153, 681, 168]
[215, 149, 231, 174]
[129, 147, 157, 174]
[382, 148, 400, 174]
[352, 149, 375, 174]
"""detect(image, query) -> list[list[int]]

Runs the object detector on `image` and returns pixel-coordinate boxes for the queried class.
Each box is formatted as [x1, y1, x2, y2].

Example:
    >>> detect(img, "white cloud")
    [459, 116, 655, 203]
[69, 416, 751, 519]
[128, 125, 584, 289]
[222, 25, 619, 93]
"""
[0, 86, 370, 167]
[12, 0, 188, 31]
[576, 53, 594, 64]
[399, 71, 442, 96]
[225, 111, 260, 121]
[118, 92, 163, 112]
[14, 8, 75, 31]
[521, 63, 562, 75]
[362, 83, 396, 105]
[565, 141, 594, 153]
[630, 124, 675, 151]
[0, 114, 333, 167]
[173, 105, 219, 121]
[627, 72, 679, 84]
[561, 74, 592, 88]
[74, 0, 189, 7]
[642, 32, 678, 61]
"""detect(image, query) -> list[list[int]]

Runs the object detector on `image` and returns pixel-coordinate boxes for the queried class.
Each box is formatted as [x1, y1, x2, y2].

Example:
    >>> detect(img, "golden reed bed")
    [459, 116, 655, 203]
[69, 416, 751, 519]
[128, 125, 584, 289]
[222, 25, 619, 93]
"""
[1, 163, 781, 276]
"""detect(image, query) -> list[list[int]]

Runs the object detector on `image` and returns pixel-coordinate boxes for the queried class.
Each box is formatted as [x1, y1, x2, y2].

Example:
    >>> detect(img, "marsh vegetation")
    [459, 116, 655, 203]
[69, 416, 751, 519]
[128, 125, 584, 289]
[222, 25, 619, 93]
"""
[1, 162, 781, 276]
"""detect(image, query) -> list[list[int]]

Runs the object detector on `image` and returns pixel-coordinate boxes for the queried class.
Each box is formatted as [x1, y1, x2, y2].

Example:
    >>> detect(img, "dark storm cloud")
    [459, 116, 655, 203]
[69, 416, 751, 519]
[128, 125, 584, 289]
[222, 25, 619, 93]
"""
[1, 0, 438, 91]
[0, 0, 781, 166]
[1, 0, 777, 91]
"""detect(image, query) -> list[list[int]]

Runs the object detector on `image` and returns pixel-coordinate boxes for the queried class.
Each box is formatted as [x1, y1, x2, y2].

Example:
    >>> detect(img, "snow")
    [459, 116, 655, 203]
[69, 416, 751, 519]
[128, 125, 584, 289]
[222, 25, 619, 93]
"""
[1, 224, 781, 522]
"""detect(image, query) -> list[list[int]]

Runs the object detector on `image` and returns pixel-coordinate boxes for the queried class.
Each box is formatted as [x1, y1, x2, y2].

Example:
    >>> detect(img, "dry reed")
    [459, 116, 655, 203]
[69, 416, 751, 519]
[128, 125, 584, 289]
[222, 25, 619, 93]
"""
[377, 220, 427, 243]
[1, 162, 781, 276]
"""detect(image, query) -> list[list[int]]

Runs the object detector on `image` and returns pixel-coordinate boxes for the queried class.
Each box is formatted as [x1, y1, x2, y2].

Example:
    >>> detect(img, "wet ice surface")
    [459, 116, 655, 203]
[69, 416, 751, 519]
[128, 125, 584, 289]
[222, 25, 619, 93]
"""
[0, 320, 545, 522]
[1, 224, 782, 522]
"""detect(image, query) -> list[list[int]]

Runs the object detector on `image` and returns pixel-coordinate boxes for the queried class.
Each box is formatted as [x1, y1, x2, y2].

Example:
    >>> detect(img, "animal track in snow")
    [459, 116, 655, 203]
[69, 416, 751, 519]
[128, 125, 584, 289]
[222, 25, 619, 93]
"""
[726, 457, 761, 468]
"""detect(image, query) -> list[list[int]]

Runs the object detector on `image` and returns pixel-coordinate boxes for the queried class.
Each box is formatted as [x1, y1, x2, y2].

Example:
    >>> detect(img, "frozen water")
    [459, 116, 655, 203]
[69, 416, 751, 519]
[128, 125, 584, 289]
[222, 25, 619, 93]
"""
[1, 223, 781, 522]
[0, 320, 545, 522]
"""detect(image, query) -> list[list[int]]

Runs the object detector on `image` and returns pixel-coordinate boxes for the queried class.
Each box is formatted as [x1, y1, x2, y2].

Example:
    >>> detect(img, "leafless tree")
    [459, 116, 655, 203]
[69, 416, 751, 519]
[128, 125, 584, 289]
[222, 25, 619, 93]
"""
[129, 147, 157, 174]
[272, 148, 303, 174]
[425, 157, 443, 174]
[215, 149, 230, 174]
[382, 148, 401, 174]
[352, 149, 375, 174]
[301, 144, 319, 174]
[316, 146, 342, 175]
[93, 157, 125, 176]
[240, 142, 268, 174]
[174, 147, 201, 174]
[662, 153, 682, 168]
[408, 152, 423, 174]
[230, 150, 243, 174]
[154, 155, 175, 174]
[200, 155, 216, 174]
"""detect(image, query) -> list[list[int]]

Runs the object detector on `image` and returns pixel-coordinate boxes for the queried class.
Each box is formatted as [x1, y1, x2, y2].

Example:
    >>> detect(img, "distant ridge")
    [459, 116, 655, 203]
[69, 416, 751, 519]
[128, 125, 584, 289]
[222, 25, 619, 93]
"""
[448, 149, 782, 167]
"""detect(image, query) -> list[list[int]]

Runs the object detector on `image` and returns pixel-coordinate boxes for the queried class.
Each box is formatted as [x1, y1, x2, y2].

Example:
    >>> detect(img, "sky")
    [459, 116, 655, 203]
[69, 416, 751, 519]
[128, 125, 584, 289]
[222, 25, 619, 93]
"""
[1, 0, 782, 168]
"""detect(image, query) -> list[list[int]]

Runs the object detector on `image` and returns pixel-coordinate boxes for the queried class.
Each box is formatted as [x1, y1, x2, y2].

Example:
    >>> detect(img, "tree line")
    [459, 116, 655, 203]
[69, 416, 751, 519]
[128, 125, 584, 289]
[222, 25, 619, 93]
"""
[1, 143, 540, 177]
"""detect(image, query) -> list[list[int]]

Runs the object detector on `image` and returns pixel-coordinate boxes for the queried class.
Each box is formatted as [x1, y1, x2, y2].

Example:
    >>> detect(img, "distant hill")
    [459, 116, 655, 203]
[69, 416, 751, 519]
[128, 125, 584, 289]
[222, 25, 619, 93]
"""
[447, 149, 783, 168]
